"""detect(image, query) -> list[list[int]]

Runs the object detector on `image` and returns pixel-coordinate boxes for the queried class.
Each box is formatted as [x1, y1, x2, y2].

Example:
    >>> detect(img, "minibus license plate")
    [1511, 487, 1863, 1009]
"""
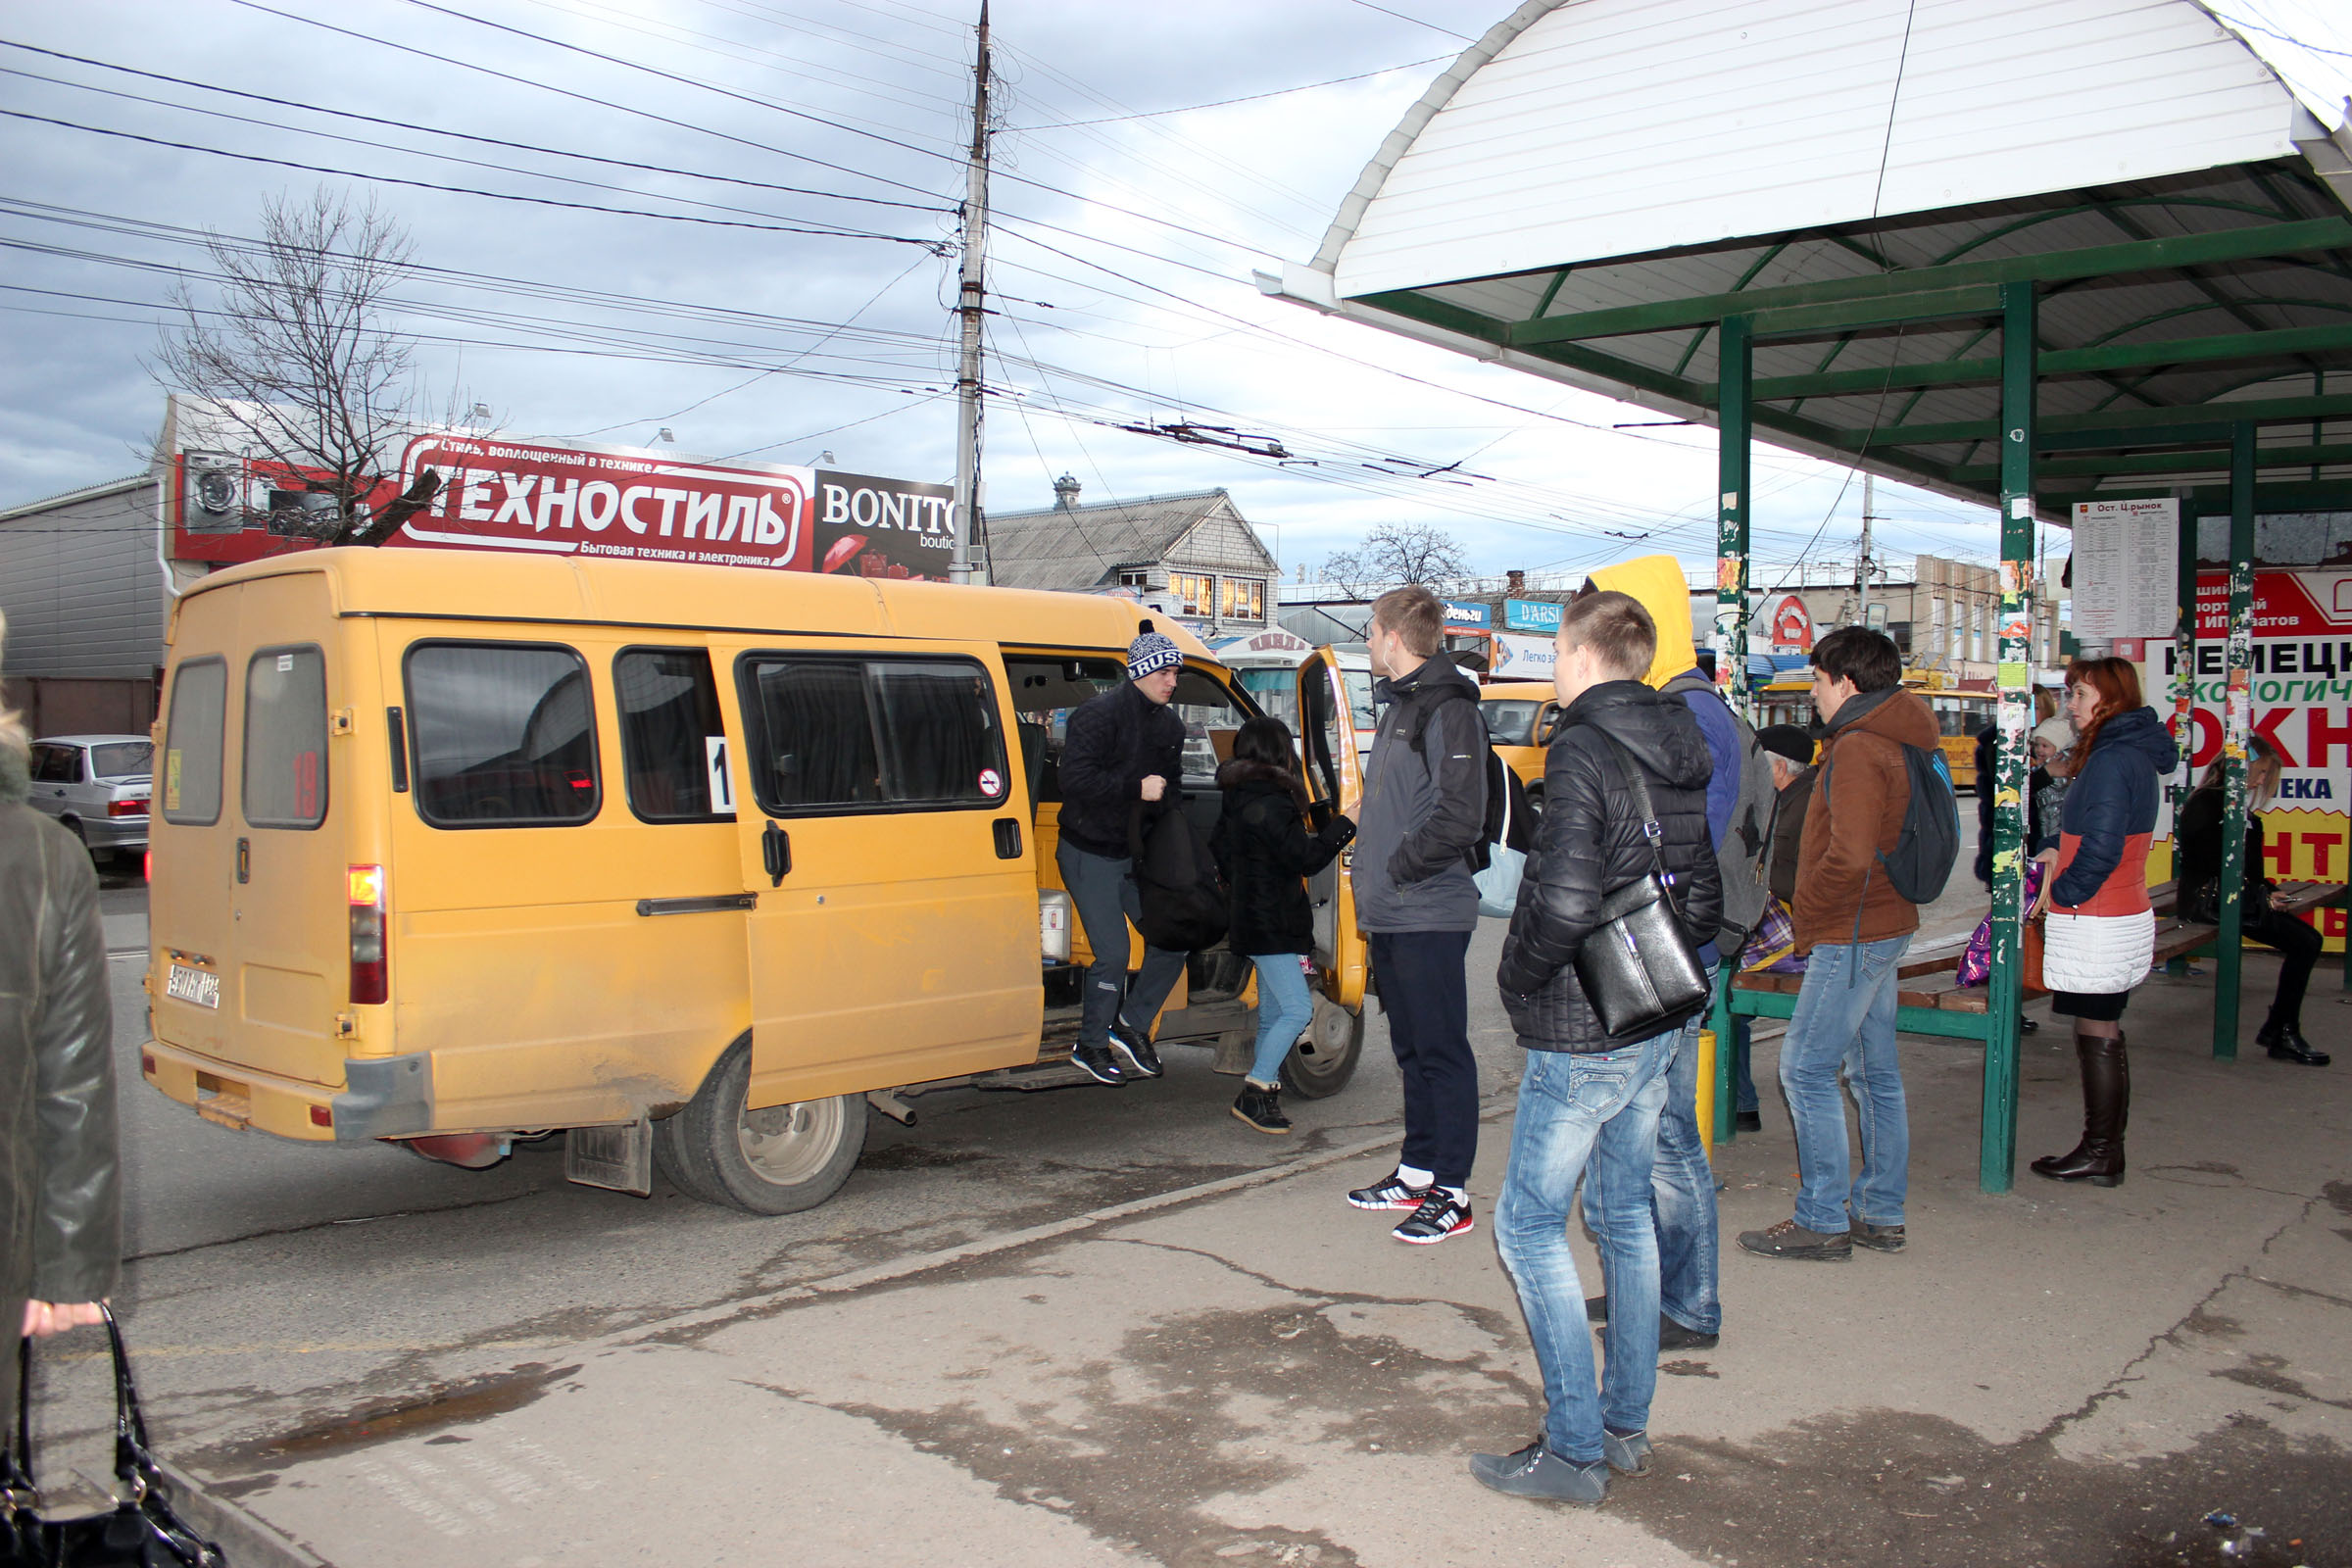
[167, 962, 220, 1009]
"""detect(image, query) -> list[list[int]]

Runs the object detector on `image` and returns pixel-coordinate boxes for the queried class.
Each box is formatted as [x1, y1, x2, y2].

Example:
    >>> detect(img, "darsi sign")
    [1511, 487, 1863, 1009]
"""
[395, 435, 814, 569]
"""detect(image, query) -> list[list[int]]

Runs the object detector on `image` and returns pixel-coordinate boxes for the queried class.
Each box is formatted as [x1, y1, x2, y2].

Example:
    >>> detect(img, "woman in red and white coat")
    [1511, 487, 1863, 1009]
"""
[2026, 658, 2179, 1188]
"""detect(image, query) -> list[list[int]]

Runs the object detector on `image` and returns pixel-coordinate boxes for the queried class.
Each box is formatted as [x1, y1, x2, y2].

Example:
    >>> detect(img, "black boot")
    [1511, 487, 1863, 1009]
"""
[2031, 1030, 2129, 1187]
[1231, 1081, 1292, 1134]
[2257, 1014, 2331, 1066]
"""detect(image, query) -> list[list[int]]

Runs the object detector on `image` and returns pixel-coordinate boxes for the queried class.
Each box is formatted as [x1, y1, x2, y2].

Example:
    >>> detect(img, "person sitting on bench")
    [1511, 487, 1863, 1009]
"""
[2176, 737, 2329, 1067]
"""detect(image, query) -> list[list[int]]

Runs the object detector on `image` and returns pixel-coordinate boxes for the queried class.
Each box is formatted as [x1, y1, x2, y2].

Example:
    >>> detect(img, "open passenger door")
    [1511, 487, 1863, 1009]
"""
[1296, 648, 1366, 1012]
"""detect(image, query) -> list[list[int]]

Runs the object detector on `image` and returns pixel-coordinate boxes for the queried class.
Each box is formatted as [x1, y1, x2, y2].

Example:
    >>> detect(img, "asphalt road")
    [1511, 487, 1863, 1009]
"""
[42, 813, 1990, 1486]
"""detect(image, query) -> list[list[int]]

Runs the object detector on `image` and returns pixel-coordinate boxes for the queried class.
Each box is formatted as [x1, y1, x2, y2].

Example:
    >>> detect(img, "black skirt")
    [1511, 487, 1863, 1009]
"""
[2050, 988, 2131, 1022]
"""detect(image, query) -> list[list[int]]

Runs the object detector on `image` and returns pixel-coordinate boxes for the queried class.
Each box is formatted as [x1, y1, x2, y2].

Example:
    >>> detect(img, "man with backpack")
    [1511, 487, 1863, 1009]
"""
[1739, 626, 1944, 1262]
[1054, 629, 1193, 1086]
[1346, 585, 1488, 1246]
[1582, 556, 1774, 1352]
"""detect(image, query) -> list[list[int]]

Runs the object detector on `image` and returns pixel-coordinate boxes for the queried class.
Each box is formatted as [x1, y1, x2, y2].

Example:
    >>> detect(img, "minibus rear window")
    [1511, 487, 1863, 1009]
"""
[405, 643, 600, 827]
[614, 648, 733, 823]
[161, 658, 227, 826]
[243, 645, 328, 829]
[738, 655, 1007, 814]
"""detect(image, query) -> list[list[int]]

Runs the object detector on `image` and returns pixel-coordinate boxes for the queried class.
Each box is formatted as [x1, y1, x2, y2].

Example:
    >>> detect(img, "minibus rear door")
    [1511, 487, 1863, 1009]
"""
[1296, 648, 1366, 1009]
[715, 638, 1042, 1106]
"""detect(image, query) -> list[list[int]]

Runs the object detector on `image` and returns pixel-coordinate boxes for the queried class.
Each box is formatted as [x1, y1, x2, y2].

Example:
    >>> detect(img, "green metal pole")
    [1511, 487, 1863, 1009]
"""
[1983, 281, 2035, 1196]
[1712, 315, 1752, 1147]
[2213, 425, 2256, 1058]
[2172, 492, 2199, 879]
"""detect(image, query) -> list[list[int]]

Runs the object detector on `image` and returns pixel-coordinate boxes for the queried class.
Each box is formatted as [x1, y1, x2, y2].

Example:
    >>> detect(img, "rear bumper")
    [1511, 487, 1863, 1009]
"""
[143, 1039, 435, 1143]
[78, 815, 148, 851]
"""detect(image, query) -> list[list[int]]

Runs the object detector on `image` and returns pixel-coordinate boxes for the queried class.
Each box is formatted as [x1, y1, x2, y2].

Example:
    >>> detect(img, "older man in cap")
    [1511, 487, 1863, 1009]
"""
[1054, 627, 1192, 1086]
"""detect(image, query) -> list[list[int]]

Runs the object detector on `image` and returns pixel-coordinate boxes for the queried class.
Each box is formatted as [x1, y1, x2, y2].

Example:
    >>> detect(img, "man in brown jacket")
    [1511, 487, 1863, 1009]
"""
[1738, 627, 1936, 1261]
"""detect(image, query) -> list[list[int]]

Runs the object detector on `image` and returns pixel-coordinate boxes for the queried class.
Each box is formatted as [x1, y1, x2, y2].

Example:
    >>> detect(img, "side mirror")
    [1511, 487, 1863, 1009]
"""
[1534, 706, 1562, 748]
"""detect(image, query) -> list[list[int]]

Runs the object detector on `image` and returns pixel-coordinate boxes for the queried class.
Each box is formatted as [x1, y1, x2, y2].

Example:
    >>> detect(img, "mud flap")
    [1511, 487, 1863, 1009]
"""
[565, 1117, 653, 1197]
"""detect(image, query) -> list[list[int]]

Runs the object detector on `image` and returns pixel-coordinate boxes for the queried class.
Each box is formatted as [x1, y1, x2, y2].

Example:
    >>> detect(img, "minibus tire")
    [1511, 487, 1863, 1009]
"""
[1282, 996, 1363, 1100]
[669, 1040, 868, 1215]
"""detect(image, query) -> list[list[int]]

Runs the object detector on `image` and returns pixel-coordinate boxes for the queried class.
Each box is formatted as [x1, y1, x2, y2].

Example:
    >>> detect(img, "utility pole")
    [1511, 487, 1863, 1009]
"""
[1856, 470, 1875, 628]
[950, 2, 990, 584]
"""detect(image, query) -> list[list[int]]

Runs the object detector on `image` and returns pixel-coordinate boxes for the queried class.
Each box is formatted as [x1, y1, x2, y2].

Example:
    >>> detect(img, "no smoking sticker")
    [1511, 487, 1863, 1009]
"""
[978, 766, 1004, 798]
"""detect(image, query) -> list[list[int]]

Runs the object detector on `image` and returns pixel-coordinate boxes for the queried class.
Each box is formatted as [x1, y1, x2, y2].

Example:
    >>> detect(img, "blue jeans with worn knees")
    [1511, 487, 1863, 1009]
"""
[1779, 935, 1912, 1234]
[1247, 955, 1314, 1085]
[1056, 841, 1190, 1052]
[1652, 968, 1719, 1335]
[1495, 1031, 1674, 1465]
[1732, 1018, 1759, 1114]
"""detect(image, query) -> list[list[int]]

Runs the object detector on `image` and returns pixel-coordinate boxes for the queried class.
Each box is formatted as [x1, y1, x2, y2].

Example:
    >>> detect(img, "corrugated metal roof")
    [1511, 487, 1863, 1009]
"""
[985, 489, 1263, 593]
[1328, 0, 2300, 298]
[0, 473, 152, 522]
[1264, 0, 2352, 518]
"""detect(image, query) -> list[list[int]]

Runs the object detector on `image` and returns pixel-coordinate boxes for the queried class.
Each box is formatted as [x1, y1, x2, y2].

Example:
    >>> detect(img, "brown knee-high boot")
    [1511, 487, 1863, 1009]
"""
[2031, 1030, 2129, 1186]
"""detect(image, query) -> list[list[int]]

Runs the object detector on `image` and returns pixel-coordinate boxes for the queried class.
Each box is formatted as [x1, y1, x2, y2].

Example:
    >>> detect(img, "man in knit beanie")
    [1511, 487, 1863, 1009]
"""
[1054, 626, 1193, 1084]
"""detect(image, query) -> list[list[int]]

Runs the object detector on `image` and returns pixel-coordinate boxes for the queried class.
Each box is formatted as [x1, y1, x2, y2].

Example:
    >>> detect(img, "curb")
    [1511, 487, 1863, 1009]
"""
[160, 1461, 328, 1568]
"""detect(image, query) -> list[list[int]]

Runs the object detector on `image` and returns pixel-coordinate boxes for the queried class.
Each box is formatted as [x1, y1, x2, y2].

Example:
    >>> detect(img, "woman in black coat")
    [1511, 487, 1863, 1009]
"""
[2177, 737, 2328, 1066]
[1212, 718, 1353, 1134]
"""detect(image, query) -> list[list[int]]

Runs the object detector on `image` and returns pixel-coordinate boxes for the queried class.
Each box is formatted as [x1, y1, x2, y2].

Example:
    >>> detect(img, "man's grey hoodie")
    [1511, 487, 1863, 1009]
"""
[1352, 653, 1488, 933]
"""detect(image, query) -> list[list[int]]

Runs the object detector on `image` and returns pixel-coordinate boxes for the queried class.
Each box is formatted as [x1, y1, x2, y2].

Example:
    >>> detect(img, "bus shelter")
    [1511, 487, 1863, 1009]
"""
[1262, 0, 2352, 1190]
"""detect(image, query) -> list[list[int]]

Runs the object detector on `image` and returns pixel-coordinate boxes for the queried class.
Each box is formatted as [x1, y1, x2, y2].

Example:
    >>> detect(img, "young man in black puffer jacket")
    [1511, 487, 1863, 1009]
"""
[1473, 589, 1721, 1508]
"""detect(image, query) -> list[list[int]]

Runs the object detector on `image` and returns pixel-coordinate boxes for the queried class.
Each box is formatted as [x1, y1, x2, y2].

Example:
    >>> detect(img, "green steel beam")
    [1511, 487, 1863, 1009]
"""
[2170, 491, 2199, 911]
[2214, 426, 2256, 1060]
[1953, 442, 2352, 481]
[1823, 392, 2352, 450]
[1491, 218, 2352, 345]
[1748, 286, 2002, 340]
[1743, 321, 2352, 403]
[1984, 280, 2034, 1197]
[1713, 314, 1752, 1150]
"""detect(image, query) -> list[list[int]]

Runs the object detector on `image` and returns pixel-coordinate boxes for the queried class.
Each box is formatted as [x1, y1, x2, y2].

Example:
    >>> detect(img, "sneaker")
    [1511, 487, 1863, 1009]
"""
[1347, 1170, 1431, 1211]
[1069, 1041, 1124, 1085]
[1469, 1439, 1607, 1503]
[1847, 1207, 1906, 1253]
[1108, 1019, 1165, 1079]
[1393, 1191, 1474, 1245]
[1602, 1428, 1653, 1478]
[1231, 1084, 1292, 1135]
[1657, 1316, 1720, 1351]
[1736, 1217, 1851, 1261]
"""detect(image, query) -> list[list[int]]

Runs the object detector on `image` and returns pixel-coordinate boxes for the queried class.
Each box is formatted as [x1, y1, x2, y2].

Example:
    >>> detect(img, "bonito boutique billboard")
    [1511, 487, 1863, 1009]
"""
[170, 430, 962, 582]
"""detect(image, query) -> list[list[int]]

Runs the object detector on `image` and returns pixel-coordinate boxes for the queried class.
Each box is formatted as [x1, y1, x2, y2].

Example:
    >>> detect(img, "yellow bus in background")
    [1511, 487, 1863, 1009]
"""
[1750, 670, 1994, 791]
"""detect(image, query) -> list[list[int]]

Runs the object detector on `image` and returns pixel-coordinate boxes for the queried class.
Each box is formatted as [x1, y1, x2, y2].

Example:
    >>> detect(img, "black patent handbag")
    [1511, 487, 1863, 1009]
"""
[1570, 734, 1713, 1040]
[5, 1308, 224, 1567]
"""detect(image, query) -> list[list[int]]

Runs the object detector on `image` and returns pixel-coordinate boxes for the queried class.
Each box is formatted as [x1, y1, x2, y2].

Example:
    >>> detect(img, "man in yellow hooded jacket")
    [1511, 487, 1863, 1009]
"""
[1574, 557, 1741, 1354]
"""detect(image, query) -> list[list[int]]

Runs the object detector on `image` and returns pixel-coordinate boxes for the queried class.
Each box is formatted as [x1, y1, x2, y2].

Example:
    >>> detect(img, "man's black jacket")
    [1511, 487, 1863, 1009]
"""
[1057, 678, 1186, 858]
[1496, 679, 1723, 1052]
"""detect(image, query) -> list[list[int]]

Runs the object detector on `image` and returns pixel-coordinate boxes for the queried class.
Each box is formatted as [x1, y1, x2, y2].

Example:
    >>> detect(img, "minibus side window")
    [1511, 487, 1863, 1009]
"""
[870, 662, 1006, 806]
[1483, 700, 1541, 748]
[1170, 668, 1247, 791]
[738, 655, 1008, 814]
[243, 645, 329, 830]
[405, 642, 600, 827]
[161, 658, 227, 826]
[614, 648, 733, 823]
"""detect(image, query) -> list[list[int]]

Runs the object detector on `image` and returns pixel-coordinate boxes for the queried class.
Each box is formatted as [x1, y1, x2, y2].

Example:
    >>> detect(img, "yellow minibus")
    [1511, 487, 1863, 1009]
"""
[142, 549, 1366, 1213]
[1479, 680, 1559, 810]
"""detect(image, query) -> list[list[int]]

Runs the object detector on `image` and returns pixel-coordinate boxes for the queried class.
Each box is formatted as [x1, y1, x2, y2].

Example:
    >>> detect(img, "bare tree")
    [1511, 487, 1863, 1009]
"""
[152, 188, 461, 546]
[1322, 522, 1470, 597]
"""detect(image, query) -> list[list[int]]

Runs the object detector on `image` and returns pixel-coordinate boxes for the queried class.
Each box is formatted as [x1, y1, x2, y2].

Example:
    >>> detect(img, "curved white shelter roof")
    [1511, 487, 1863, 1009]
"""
[1263, 0, 2352, 515]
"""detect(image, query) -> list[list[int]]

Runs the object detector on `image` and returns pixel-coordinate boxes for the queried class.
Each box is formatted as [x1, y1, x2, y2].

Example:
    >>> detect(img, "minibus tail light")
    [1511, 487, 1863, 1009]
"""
[348, 863, 387, 1005]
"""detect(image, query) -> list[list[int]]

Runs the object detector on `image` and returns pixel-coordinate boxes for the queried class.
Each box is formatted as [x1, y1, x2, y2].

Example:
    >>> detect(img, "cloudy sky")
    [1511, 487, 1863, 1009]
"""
[3, 0, 2348, 586]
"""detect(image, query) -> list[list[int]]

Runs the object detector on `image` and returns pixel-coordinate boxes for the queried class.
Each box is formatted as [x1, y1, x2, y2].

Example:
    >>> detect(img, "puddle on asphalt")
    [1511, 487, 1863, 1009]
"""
[216, 1362, 580, 1468]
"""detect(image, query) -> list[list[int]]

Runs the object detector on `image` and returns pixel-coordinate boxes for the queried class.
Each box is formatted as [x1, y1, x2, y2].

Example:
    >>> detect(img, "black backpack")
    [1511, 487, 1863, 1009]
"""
[1823, 734, 1962, 906]
[1129, 802, 1230, 952]
[1660, 673, 1781, 949]
[1404, 700, 1530, 873]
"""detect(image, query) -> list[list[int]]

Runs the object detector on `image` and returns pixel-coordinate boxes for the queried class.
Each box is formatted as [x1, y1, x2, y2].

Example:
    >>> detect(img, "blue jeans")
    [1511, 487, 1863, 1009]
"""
[1731, 1019, 1759, 1113]
[1780, 935, 1913, 1234]
[1247, 954, 1314, 1085]
[1652, 968, 1719, 1335]
[1494, 1032, 1674, 1464]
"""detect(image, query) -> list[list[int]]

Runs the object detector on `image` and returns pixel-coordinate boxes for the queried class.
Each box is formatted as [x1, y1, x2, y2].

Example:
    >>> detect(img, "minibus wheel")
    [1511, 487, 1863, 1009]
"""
[659, 1038, 868, 1215]
[1282, 996, 1363, 1100]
